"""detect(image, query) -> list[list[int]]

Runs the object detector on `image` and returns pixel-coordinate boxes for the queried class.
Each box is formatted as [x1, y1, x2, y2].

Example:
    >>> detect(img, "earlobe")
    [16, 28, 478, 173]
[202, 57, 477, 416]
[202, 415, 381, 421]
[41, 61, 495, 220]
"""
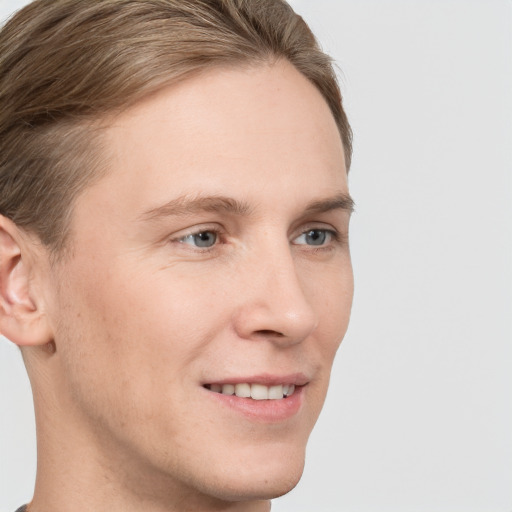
[0, 215, 53, 347]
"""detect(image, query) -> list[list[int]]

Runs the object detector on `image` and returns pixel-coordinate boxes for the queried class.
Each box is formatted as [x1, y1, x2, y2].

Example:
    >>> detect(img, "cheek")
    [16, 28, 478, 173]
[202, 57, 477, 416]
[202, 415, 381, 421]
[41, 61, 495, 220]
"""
[304, 262, 353, 403]
[51, 265, 200, 453]
[310, 258, 354, 341]
[54, 258, 220, 390]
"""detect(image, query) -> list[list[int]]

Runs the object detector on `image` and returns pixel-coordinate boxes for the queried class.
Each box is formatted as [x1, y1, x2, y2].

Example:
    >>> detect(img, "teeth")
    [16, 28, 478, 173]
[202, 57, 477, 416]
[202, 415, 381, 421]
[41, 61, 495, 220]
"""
[235, 383, 251, 398]
[209, 383, 297, 400]
[251, 384, 268, 400]
[222, 384, 235, 395]
[268, 385, 283, 399]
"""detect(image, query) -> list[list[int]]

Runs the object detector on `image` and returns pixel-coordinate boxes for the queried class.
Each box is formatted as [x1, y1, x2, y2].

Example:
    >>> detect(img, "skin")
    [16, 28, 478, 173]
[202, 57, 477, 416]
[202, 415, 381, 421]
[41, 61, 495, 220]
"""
[0, 60, 353, 512]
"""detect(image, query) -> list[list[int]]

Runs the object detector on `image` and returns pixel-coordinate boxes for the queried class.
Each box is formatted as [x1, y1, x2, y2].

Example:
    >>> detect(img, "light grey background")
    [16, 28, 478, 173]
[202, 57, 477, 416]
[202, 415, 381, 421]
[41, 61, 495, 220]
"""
[1, 0, 511, 511]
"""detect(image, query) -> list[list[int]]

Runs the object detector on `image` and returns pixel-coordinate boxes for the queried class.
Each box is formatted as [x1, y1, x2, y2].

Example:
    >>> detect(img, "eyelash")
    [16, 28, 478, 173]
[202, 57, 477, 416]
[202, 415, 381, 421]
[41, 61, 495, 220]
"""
[172, 225, 343, 252]
[177, 229, 221, 251]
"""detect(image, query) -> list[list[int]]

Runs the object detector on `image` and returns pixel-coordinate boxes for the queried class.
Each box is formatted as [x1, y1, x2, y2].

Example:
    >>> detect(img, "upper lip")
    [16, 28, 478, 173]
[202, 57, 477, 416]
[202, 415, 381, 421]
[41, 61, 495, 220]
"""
[203, 373, 310, 387]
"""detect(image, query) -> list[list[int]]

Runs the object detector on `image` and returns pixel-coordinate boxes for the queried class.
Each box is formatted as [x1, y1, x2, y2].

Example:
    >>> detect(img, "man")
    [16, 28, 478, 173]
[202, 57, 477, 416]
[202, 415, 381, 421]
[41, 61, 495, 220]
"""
[0, 1, 354, 511]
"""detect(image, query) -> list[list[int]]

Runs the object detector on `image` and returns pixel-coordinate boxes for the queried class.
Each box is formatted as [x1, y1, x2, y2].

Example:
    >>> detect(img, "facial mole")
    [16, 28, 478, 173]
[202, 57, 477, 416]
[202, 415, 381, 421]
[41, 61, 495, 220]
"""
[43, 340, 57, 355]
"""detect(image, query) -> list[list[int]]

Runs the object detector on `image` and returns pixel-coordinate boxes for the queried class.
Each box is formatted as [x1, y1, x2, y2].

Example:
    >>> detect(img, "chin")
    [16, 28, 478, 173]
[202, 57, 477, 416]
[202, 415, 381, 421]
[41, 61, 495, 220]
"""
[203, 448, 306, 502]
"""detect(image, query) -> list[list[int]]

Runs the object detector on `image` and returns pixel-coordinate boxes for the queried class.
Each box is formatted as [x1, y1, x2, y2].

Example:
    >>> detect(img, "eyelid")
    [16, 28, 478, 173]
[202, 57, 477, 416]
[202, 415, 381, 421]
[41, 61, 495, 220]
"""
[169, 222, 221, 238]
[291, 222, 349, 251]
[291, 221, 339, 238]
[168, 224, 226, 249]
[165, 221, 346, 252]
[292, 228, 336, 244]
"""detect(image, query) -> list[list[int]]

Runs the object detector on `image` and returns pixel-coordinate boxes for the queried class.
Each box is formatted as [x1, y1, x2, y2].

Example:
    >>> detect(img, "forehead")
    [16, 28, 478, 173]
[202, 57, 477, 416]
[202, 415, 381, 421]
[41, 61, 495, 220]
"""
[76, 60, 347, 225]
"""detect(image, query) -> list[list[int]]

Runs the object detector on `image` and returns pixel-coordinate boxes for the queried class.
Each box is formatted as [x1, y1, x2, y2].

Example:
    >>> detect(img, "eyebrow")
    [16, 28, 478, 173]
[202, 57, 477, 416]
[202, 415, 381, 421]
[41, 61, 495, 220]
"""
[302, 193, 355, 216]
[139, 192, 355, 222]
[140, 194, 253, 222]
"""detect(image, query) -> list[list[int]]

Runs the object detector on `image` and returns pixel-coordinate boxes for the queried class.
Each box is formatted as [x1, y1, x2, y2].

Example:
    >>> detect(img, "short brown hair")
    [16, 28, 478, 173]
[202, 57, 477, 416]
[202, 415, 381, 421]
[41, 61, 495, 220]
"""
[0, 0, 352, 253]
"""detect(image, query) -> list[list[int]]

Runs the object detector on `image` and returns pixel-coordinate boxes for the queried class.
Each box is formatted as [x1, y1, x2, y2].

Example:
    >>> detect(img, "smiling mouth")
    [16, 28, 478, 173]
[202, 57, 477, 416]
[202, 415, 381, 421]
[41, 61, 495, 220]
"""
[203, 383, 297, 400]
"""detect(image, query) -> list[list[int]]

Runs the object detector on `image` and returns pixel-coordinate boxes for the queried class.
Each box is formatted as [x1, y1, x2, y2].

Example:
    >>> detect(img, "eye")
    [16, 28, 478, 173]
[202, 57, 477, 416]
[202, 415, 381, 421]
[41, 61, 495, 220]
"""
[293, 229, 333, 246]
[179, 230, 218, 248]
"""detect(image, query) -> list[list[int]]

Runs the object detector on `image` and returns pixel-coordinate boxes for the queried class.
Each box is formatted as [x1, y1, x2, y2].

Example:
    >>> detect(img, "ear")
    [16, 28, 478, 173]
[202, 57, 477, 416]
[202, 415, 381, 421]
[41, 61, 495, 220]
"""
[0, 215, 53, 346]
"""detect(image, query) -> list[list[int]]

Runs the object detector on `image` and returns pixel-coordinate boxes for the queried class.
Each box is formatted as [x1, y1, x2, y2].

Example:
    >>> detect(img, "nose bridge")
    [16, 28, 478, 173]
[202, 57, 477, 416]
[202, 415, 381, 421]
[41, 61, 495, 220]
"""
[233, 235, 318, 345]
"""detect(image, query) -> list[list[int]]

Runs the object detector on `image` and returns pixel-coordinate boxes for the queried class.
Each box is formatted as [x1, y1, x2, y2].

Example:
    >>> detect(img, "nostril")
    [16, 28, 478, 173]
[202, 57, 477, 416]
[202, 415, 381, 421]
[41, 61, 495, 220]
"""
[255, 329, 284, 337]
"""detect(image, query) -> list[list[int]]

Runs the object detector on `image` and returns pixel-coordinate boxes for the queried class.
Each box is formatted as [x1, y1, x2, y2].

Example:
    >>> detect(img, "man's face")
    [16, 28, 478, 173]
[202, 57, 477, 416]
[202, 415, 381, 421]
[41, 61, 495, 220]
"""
[44, 61, 353, 504]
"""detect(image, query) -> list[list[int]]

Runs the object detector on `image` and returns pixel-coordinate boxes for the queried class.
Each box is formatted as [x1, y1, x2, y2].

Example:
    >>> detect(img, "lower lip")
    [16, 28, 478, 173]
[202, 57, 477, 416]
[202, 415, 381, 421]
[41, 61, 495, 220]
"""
[205, 386, 305, 423]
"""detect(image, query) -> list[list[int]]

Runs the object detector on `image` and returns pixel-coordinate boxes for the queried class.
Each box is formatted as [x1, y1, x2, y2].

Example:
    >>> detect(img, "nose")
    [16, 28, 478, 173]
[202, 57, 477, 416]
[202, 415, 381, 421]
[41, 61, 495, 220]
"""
[232, 242, 318, 347]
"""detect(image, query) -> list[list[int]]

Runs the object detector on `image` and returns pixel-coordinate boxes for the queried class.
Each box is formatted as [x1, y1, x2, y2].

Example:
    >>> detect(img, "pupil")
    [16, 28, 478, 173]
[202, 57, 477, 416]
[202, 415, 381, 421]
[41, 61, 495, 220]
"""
[306, 230, 326, 246]
[194, 232, 216, 247]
